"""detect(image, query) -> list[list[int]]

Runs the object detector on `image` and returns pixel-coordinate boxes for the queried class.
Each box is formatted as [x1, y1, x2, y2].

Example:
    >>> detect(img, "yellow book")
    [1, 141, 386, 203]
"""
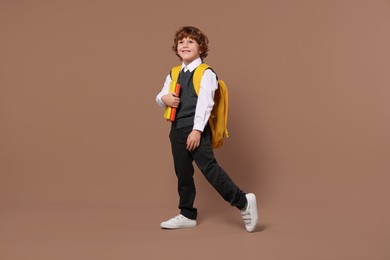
[163, 80, 177, 120]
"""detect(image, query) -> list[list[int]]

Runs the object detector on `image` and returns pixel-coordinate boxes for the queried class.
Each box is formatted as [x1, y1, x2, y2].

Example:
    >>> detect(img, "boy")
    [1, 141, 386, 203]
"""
[155, 26, 258, 232]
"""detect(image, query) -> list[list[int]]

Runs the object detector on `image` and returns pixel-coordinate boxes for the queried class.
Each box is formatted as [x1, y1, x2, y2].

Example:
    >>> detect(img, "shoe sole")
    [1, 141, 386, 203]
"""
[160, 222, 197, 229]
[245, 193, 258, 232]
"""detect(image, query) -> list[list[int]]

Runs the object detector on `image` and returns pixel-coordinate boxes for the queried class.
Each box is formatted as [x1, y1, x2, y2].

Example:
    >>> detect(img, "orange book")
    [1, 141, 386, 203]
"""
[169, 84, 181, 122]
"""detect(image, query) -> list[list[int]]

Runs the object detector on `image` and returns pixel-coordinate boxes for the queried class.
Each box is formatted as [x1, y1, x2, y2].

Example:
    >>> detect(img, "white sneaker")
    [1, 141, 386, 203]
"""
[160, 214, 197, 229]
[240, 193, 258, 232]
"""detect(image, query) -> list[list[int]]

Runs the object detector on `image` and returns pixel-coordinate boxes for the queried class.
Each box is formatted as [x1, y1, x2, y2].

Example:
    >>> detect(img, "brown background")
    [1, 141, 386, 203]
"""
[1, 0, 389, 259]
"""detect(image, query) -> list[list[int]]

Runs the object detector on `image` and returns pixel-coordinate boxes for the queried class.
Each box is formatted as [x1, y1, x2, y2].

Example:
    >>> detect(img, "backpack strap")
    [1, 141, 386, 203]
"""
[170, 65, 182, 82]
[171, 63, 211, 95]
[193, 63, 211, 95]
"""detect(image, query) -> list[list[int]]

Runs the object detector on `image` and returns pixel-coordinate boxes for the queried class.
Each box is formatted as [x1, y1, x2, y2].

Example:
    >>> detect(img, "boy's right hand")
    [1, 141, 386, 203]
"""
[162, 93, 180, 108]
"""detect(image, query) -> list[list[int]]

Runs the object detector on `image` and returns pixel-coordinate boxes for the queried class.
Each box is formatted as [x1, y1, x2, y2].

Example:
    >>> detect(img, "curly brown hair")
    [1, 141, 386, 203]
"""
[171, 26, 209, 60]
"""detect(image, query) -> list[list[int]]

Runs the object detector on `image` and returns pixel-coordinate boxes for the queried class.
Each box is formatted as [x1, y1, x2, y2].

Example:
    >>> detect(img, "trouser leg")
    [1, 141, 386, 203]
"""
[169, 127, 198, 220]
[192, 125, 247, 210]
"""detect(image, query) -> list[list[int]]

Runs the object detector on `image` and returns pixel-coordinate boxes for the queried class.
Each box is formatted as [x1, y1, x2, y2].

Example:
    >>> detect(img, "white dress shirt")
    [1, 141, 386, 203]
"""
[156, 57, 218, 132]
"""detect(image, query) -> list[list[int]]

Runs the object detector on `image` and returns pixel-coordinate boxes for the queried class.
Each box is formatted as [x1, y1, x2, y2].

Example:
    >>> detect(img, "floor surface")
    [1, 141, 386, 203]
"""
[1, 201, 389, 260]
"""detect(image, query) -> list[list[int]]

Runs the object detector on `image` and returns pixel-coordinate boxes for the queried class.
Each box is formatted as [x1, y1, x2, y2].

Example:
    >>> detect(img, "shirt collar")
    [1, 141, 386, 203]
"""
[181, 57, 202, 72]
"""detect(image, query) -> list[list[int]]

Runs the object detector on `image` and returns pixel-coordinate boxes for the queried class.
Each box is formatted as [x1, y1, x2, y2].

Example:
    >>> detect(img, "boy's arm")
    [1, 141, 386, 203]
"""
[155, 74, 172, 108]
[193, 69, 218, 132]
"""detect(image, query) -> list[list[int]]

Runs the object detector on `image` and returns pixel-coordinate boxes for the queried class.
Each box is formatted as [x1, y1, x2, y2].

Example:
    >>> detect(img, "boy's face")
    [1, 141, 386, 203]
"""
[177, 37, 201, 65]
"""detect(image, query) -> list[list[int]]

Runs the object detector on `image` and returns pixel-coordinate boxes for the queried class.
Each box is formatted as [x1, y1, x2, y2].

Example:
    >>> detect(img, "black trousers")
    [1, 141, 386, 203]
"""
[169, 124, 247, 220]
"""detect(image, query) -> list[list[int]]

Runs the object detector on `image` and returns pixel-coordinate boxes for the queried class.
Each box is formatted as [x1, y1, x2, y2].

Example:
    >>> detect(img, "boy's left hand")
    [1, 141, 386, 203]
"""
[186, 130, 201, 151]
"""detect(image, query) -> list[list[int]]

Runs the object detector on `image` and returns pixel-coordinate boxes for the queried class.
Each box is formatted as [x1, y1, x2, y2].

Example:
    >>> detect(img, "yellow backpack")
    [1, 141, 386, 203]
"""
[170, 63, 229, 149]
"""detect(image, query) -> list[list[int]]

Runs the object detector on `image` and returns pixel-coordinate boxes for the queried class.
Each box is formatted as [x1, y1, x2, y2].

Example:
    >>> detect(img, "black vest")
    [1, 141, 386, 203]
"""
[172, 69, 198, 129]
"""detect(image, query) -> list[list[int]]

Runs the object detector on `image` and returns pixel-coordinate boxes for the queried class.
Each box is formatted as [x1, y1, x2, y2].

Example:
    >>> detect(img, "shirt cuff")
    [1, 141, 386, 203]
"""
[193, 123, 205, 132]
[156, 95, 166, 108]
